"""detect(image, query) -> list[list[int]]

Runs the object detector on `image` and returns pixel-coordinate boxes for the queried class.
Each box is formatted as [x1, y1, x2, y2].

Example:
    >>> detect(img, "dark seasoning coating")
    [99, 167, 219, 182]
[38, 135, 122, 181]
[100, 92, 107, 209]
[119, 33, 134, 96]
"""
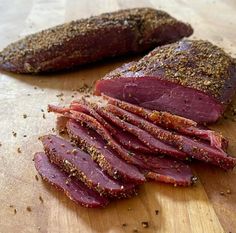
[0, 8, 193, 73]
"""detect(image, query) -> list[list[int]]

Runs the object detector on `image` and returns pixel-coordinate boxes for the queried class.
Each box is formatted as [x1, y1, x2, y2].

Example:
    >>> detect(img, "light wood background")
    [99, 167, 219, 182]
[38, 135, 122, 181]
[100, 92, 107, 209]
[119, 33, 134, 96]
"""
[0, 0, 236, 232]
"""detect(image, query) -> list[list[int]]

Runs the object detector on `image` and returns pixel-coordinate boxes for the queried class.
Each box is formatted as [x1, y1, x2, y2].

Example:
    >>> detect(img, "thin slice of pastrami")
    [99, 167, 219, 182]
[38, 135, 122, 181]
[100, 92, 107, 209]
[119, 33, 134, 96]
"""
[106, 104, 236, 170]
[70, 100, 117, 134]
[67, 119, 145, 184]
[70, 100, 153, 153]
[103, 94, 226, 150]
[40, 134, 136, 198]
[34, 152, 109, 208]
[102, 94, 196, 127]
[67, 119, 194, 186]
[94, 107, 187, 159]
[133, 154, 195, 186]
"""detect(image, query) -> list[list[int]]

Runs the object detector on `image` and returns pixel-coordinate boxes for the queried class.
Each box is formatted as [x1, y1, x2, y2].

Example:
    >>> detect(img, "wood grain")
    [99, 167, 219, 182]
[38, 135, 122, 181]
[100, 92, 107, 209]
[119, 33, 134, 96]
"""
[0, 0, 235, 232]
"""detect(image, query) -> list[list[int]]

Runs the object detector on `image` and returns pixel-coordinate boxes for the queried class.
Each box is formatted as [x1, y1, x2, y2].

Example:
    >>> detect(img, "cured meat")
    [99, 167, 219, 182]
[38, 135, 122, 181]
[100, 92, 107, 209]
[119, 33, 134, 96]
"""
[34, 152, 109, 208]
[40, 134, 136, 198]
[48, 101, 235, 169]
[95, 40, 236, 123]
[70, 100, 153, 153]
[94, 107, 187, 158]
[66, 119, 145, 184]
[52, 108, 150, 165]
[0, 8, 193, 73]
[67, 119, 195, 186]
[102, 94, 227, 150]
[106, 104, 236, 170]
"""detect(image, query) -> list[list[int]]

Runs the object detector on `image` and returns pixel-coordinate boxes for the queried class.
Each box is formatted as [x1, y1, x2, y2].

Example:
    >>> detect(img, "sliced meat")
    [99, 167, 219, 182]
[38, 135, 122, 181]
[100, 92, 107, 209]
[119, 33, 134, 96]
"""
[66, 119, 145, 184]
[49, 103, 186, 158]
[94, 107, 187, 159]
[67, 119, 195, 186]
[40, 134, 136, 198]
[103, 94, 227, 150]
[34, 152, 109, 208]
[106, 104, 236, 170]
[0, 8, 193, 73]
[70, 100, 152, 153]
[95, 40, 236, 123]
[114, 128, 153, 153]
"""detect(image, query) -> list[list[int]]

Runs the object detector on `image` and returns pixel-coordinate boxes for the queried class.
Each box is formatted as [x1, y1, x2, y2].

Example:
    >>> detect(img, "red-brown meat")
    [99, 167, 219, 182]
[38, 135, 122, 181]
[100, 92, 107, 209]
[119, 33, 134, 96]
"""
[106, 104, 236, 170]
[41, 134, 136, 198]
[0, 8, 193, 73]
[34, 152, 109, 208]
[95, 40, 236, 123]
[67, 119, 195, 186]
[102, 94, 227, 150]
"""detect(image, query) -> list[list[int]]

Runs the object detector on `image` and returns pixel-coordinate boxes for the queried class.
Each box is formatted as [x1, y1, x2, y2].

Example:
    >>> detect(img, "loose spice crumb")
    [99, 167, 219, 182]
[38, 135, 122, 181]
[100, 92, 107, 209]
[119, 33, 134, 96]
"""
[26, 206, 32, 212]
[56, 93, 64, 97]
[41, 109, 44, 112]
[12, 131, 17, 137]
[23, 135, 27, 137]
[133, 229, 138, 233]
[127, 207, 132, 211]
[17, 147, 22, 153]
[220, 191, 225, 196]
[39, 196, 44, 203]
[23, 114, 27, 119]
[42, 113, 46, 119]
[155, 210, 159, 215]
[0, 142, 2, 147]
[141, 221, 149, 228]
[14, 209, 17, 214]
[35, 175, 39, 181]
[122, 223, 127, 227]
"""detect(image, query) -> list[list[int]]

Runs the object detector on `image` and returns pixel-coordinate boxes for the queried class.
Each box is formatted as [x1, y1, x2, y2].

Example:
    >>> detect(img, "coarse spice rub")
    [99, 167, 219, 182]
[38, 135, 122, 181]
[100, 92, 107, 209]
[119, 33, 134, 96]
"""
[103, 40, 236, 102]
[0, 8, 193, 73]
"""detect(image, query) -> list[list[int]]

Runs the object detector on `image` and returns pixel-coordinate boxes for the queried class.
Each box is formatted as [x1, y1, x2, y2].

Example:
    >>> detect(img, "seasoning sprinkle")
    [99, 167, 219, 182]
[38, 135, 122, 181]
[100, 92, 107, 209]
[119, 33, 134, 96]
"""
[141, 221, 149, 228]
[23, 114, 27, 119]
[39, 196, 44, 203]
[155, 210, 159, 215]
[12, 131, 17, 137]
[35, 175, 39, 181]
[17, 147, 22, 153]
[26, 206, 32, 212]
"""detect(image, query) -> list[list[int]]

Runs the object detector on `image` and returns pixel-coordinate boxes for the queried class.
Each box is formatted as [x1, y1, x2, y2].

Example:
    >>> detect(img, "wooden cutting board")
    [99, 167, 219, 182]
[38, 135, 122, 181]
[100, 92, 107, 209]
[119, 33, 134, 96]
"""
[0, 0, 235, 232]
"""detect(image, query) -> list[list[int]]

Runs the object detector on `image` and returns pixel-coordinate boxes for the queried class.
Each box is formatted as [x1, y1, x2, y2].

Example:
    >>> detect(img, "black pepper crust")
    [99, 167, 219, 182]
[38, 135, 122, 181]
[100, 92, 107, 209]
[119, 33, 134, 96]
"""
[0, 8, 193, 73]
[102, 39, 236, 104]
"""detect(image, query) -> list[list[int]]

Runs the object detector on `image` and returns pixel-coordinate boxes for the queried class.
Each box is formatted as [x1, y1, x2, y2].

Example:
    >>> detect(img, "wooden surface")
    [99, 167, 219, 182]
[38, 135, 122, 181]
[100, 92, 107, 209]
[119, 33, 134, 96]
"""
[0, 0, 236, 232]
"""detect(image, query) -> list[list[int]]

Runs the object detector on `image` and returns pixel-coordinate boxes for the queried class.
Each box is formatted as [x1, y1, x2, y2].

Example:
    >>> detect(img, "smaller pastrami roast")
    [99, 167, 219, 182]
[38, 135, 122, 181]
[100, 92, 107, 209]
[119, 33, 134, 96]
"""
[95, 40, 236, 123]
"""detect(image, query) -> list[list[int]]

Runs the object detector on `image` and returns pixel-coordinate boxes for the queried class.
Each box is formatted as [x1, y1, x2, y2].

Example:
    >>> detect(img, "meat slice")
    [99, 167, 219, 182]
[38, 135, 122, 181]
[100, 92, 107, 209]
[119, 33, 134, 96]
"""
[67, 119, 195, 186]
[106, 104, 236, 170]
[70, 101, 152, 153]
[94, 107, 187, 159]
[40, 134, 136, 198]
[66, 120, 145, 184]
[0, 8, 193, 73]
[34, 152, 109, 208]
[95, 40, 236, 123]
[102, 94, 227, 150]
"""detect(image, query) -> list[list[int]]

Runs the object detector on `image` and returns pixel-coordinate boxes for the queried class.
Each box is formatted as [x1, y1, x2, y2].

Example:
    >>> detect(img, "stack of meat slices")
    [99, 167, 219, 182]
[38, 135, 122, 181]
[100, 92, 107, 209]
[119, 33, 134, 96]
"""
[34, 95, 236, 208]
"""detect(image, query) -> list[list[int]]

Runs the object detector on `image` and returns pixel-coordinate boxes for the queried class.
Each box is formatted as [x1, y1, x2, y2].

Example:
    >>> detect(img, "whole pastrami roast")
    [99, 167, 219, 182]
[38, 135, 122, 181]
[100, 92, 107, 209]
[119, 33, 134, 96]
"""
[95, 40, 236, 123]
[0, 8, 193, 73]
